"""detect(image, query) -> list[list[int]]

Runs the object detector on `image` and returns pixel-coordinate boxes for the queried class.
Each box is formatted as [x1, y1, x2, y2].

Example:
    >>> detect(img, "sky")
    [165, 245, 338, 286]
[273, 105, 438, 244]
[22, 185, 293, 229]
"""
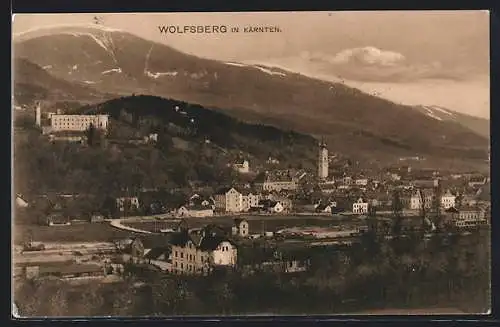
[12, 11, 490, 118]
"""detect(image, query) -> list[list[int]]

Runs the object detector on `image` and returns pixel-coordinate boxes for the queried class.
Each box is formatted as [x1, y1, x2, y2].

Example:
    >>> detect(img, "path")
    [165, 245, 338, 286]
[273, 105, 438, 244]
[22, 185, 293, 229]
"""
[109, 219, 153, 234]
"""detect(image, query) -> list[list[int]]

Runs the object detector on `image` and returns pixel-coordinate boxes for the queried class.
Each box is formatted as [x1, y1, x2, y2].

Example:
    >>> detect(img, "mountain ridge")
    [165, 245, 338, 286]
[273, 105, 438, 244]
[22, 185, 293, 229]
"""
[13, 26, 489, 166]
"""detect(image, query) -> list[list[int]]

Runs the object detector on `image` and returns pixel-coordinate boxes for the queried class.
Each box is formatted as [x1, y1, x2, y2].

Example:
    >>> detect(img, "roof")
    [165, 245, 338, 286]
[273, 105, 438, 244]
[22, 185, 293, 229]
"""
[39, 263, 102, 275]
[49, 131, 87, 137]
[170, 229, 234, 252]
[144, 246, 171, 260]
[234, 218, 248, 225]
[140, 234, 172, 249]
[214, 187, 237, 195]
[259, 199, 279, 207]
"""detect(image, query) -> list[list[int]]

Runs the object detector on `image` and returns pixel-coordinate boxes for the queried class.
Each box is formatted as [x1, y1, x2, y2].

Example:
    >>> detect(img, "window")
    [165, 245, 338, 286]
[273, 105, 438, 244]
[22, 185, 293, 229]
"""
[174, 262, 178, 267]
[181, 252, 184, 259]
[175, 251, 178, 257]
[181, 263, 183, 269]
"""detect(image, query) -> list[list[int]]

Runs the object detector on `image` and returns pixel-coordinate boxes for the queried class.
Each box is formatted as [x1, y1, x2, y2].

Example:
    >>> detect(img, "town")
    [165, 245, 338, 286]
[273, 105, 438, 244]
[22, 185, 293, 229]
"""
[13, 101, 491, 316]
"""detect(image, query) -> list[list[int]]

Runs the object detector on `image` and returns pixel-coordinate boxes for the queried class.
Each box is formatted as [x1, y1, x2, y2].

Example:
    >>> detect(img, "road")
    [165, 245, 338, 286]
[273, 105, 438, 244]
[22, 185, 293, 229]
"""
[109, 219, 153, 234]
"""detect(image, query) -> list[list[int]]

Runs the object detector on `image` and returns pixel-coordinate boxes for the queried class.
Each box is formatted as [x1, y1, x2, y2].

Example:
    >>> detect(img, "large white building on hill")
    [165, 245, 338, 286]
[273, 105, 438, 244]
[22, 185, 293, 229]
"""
[50, 114, 109, 133]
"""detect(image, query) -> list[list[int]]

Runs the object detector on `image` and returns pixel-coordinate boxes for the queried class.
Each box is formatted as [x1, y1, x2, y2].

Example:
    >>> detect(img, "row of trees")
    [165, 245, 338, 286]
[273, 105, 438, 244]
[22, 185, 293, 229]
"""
[14, 228, 490, 316]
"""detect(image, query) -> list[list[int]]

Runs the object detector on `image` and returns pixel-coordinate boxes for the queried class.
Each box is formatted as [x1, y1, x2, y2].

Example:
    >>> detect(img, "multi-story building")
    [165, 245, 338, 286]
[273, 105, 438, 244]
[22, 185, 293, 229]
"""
[116, 196, 140, 212]
[214, 187, 243, 213]
[410, 190, 434, 210]
[254, 170, 299, 192]
[50, 114, 109, 133]
[241, 191, 261, 212]
[233, 160, 250, 174]
[448, 208, 488, 229]
[232, 219, 250, 238]
[440, 190, 456, 209]
[170, 228, 237, 275]
[352, 197, 369, 214]
[318, 140, 329, 179]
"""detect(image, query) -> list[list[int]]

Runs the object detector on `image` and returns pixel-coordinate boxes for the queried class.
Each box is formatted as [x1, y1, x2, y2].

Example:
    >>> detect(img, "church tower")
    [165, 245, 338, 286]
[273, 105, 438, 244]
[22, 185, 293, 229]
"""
[318, 138, 329, 180]
[35, 101, 41, 127]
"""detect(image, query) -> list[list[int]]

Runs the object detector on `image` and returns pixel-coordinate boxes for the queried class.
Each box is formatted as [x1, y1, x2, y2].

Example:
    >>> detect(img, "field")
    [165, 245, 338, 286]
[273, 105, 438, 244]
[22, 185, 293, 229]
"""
[13, 222, 137, 245]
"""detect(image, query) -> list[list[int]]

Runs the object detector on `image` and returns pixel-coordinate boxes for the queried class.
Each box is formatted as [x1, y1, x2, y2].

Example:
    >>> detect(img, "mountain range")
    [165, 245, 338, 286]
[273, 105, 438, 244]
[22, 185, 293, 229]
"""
[12, 25, 489, 167]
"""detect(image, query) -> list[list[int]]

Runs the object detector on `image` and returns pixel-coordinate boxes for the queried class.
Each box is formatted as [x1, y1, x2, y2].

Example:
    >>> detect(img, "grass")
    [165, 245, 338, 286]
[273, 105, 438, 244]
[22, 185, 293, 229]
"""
[13, 222, 138, 244]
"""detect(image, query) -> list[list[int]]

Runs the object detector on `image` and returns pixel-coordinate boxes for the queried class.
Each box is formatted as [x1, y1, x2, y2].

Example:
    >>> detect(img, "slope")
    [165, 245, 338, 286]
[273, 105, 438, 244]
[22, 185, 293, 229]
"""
[13, 26, 488, 163]
[13, 57, 113, 106]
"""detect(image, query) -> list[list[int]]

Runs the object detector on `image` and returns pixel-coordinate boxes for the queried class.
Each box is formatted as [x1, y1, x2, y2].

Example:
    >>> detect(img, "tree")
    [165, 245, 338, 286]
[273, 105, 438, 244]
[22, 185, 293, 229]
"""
[392, 190, 404, 236]
[85, 123, 97, 146]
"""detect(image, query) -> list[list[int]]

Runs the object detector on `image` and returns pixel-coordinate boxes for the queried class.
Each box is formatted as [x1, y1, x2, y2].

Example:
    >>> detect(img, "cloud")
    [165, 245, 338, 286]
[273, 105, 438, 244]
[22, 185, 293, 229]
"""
[297, 47, 474, 83]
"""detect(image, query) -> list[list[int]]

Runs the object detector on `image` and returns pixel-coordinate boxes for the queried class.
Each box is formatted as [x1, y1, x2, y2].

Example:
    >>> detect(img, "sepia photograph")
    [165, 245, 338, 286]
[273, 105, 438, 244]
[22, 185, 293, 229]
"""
[11, 11, 491, 317]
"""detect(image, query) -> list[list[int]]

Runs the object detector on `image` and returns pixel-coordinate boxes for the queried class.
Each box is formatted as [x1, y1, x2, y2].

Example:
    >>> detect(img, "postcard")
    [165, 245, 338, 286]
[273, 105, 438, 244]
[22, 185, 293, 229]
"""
[11, 11, 491, 317]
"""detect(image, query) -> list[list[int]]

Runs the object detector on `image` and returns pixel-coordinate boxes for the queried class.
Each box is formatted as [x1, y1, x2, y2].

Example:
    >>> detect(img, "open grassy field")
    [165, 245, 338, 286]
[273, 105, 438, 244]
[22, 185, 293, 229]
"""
[13, 222, 138, 245]
[123, 215, 364, 234]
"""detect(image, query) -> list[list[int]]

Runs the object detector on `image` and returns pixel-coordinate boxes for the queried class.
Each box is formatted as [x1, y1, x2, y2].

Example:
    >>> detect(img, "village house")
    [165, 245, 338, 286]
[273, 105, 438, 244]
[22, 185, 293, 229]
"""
[314, 201, 337, 214]
[116, 196, 140, 212]
[177, 205, 214, 218]
[254, 170, 299, 192]
[468, 175, 487, 188]
[266, 194, 294, 213]
[233, 159, 250, 174]
[355, 178, 369, 186]
[46, 213, 71, 226]
[119, 235, 172, 271]
[440, 190, 457, 209]
[257, 199, 285, 213]
[410, 189, 435, 210]
[352, 197, 369, 214]
[170, 227, 237, 275]
[445, 207, 488, 229]
[241, 191, 261, 212]
[188, 194, 216, 209]
[232, 219, 250, 238]
[213, 187, 243, 213]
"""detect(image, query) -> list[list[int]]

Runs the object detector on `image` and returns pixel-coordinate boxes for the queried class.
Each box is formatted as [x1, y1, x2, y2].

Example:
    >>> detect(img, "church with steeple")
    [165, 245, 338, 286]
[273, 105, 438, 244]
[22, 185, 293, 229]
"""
[318, 138, 329, 180]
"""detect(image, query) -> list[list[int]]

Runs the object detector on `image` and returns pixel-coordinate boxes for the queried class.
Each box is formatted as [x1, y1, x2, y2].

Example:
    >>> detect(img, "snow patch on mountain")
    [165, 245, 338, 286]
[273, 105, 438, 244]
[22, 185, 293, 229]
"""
[13, 24, 122, 39]
[146, 71, 178, 79]
[225, 62, 246, 67]
[102, 68, 122, 75]
[43, 65, 53, 70]
[253, 66, 286, 77]
[429, 106, 454, 116]
[142, 45, 178, 79]
[224, 61, 286, 77]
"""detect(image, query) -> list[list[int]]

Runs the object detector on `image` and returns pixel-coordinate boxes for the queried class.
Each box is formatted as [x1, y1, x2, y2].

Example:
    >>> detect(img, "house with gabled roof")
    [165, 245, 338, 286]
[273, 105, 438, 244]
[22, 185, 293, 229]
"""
[170, 226, 238, 275]
[213, 187, 243, 213]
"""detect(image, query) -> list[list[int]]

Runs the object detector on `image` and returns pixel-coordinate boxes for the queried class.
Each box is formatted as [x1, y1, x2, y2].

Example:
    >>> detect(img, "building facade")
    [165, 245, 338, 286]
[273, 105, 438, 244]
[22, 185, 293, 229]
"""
[440, 190, 456, 209]
[170, 231, 237, 275]
[233, 160, 250, 174]
[241, 192, 261, 212]
[452, 209, 487, 228]
[410, 190, 434, 210]
[214, 187, 243, 213]
[352, 198, 369, 214]
[50, 114, 109, 132]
